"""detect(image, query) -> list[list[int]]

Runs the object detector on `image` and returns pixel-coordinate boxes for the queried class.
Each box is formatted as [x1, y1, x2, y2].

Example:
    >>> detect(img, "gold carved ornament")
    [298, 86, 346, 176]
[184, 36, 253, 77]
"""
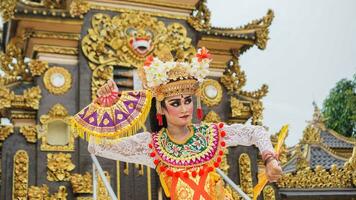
[13, 150, 29, 200]
[28, 185, 68, 199]
[47, 153, 75, 181]
[43, 66, 72, 95]
[0, 125, 14, 142]
[241, 10, 274, 50]
[203, 111, 221, 123]
[0, 85, 41, 110]
[250, 100, 263, 125]
[301, 124, 322, 144]
[239, 153, 253, 199]
[28, 60, 49, 76]
[70, 0, 90, 18]
[70, 172, 93, 194]
[262, 185, 275, 200]
[19, 0, 64, 9]
[19, 125, 37, 143]
[81, 12, 195, 99]
[187, 0, 211, 31]
[200, 79, 223, 107]
[38, 104, 76, 151]
[0, 0, 17, 22]
[230, 97, 247, 118]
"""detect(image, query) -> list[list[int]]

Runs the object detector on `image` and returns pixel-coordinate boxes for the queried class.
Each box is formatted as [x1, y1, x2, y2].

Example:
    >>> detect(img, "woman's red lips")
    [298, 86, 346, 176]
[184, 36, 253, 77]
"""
[180, 115, 189, 118]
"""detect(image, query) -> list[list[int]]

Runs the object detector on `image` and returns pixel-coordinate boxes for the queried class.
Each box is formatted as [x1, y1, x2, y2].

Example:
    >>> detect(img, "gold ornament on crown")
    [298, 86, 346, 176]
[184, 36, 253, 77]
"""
[81, 12, 196, 99]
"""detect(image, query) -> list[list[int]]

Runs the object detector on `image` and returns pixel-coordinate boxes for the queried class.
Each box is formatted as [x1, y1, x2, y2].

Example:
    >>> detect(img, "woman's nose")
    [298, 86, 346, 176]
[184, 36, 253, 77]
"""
[181, 104, 187, 113]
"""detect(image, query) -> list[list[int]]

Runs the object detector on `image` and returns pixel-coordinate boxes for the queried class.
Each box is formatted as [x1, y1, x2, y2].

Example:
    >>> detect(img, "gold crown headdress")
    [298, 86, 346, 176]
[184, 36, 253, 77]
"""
[139, 47, 212, 125]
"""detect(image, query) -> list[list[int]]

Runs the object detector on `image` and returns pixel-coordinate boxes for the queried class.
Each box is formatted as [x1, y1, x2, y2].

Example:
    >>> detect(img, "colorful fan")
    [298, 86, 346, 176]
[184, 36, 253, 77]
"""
[70, 90, 152, 142]
[253, 124, 289, 200]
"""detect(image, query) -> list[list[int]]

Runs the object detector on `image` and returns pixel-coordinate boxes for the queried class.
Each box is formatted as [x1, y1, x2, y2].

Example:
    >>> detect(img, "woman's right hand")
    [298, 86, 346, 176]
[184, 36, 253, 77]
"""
[95, 79, 120, 107]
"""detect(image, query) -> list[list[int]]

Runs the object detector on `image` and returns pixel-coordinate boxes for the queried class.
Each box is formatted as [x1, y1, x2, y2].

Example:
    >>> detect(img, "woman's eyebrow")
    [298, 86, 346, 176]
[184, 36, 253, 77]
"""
[167, 99, 180, 103]
[184, 96, 192, 100]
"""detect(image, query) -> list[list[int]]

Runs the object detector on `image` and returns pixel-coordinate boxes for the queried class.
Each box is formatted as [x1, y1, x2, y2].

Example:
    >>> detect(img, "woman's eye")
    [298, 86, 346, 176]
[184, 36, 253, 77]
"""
[171, 102, 180, 107]
[184, 98, 192, 104]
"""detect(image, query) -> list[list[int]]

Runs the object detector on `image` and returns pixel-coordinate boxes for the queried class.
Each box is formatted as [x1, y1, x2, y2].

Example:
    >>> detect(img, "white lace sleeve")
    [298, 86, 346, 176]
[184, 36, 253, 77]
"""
[88, 132, 155, 169]
[223, 123, 274, 153]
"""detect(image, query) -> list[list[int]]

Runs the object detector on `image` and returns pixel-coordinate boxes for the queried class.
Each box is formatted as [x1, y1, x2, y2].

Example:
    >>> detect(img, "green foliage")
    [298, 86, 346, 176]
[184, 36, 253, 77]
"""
[322, 74, 356, 137]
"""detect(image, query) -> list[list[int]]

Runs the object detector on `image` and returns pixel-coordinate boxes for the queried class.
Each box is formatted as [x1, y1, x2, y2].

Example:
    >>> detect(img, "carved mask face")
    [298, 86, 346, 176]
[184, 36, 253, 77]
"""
[126, 27, 153, 56]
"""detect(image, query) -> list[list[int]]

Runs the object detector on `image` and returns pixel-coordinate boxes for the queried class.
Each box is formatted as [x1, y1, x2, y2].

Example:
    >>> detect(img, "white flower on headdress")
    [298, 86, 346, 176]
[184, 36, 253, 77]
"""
[144, 58, 169, 87]
[190, 57, 210, 82]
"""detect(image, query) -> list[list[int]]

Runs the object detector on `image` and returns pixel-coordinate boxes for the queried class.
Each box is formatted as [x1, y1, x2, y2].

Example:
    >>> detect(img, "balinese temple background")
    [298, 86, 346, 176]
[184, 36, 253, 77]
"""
[0, 0, 355, 199]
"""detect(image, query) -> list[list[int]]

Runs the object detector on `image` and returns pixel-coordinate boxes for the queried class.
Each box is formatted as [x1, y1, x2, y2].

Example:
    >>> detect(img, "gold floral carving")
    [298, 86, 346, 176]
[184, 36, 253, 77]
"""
[240, 85, 268, 100]
[263, 185, 275, 200]
[0, 0, 17, 22]
[301, 125, 321, 144]
[294, 144, 309, 170]
[19, 125, 37, 143]
[0, 125, 14, 141]
[70, 172, 93, 194]
[39, 104, 75, 151]
[5, 86, 42, 110]
[47, 153, 75, 181]
[251, 100, 263, 125]
[19, 0, 64, 9]
[43, 66, 72, 95]
[200, 79, 222, 107]
[230, 97, 248, 118]
[239, 153, 253, 198]
[242, 10, 274, 50]
[203, 111, 221, 123]
[81, 12, 195, 99]
[28, 60, 49, 76]
[0, 87, 15, 109]
[278, 163, 354, 188]
[220, 58, 246, 94]
[187, 0, 211, 31]
[0, 40, 32, 81]
[33, 45, 78, 55]
[13, 150, 29, 200]
[220, 148, 230, 174]
[28, 185, 68, 199]
[97, 171, 111, 199]
[70, 0, 90, 18]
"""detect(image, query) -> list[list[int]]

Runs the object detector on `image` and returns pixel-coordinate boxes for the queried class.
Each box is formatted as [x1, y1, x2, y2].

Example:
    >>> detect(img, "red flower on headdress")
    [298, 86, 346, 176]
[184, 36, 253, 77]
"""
[196, 47, 211, 62]
[144, 55, 154, 67]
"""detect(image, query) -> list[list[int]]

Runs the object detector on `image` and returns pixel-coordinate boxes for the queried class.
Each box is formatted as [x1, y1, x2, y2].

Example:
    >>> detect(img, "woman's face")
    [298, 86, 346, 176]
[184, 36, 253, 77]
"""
[162, 94, 194, 127]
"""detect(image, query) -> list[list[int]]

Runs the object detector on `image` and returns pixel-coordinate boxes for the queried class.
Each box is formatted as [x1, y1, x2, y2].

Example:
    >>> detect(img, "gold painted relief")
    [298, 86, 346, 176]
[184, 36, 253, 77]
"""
[43, 67, 72, 95]
[81, 12, 196, 99]
[47, 153, 75, 181]
[239, 153, 253, 198]
[13, 150, 29, 200]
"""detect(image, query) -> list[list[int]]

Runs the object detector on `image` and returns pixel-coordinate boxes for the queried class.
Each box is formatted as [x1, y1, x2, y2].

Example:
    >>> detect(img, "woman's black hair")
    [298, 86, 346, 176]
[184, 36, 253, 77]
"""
[149, 97, 167, 133]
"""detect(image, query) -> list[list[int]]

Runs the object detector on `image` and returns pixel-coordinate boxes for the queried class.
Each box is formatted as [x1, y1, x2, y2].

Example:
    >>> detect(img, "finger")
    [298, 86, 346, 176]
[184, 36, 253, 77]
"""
[108, 79, 115, 90]
[103, 86, 110, 96]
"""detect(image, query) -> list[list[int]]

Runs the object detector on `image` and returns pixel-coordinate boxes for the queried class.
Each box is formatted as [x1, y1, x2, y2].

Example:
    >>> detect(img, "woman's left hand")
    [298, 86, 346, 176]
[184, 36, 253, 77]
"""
[265, 159, 282, 182]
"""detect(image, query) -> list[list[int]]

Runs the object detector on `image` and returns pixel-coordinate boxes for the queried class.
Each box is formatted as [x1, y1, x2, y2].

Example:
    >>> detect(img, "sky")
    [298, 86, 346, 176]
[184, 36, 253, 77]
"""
[207, 0, 356, 146]
[1, 1, 355, 146]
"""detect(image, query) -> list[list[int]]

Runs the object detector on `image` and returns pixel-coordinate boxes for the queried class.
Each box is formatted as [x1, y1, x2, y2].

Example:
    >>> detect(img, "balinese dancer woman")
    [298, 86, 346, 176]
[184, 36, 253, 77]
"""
[71, 48, 282, 200]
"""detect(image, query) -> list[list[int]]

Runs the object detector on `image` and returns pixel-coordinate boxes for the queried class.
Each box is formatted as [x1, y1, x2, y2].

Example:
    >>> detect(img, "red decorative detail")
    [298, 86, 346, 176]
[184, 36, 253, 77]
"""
[220, 131, 226, 137]
[218, 122, 224, 129]
[219, 150, 224, 156]
[174, 172, 181, 178]
[199, 169, 205, 176]
[196, 47, 212, 62]
[217, 157, 222, 163]
[197, 108, 203, 120]
[183, 172, 189, 178]
[144, 55, 154, 67]
[154, 159, 159, 165]
[221, 141, 226, 147]
[191, 171, 197, 177]
[166, 170, 173, 176]
[156, 114, 163, 126]
[214, 162, 219, 168]
[150, 152, 156, 157]
[208, 167, 214, 172]
[160, 166, 166, 172]
[148, 143, 153, 149]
